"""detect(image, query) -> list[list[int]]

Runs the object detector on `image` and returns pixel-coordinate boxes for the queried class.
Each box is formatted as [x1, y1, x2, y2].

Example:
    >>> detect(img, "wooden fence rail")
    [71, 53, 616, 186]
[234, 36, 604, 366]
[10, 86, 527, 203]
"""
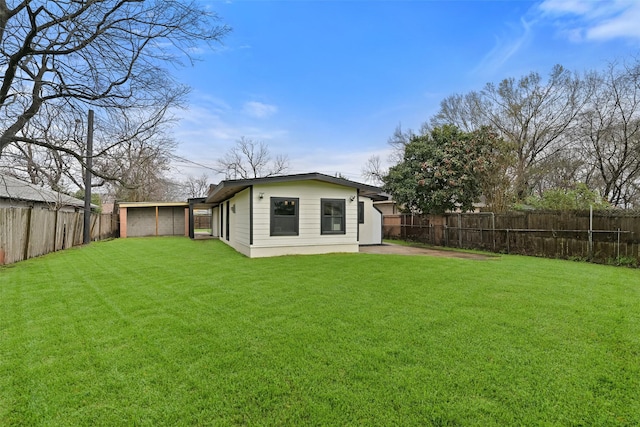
[0, 207, 117, 265]
[383, 211, 640, 265]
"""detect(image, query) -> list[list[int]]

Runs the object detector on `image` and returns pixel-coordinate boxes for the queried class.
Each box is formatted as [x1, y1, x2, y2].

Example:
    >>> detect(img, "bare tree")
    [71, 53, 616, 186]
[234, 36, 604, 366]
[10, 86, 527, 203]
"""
[362, 123, 414, 187]
[430, 91, 485, 133]
[0, 0, 229, 168]
[386, 123, 417, 164]
[98, 118, 178, 202]
[430, 65, 588, 201]
[478, 65, 588, 199]
[392, 61, 640, 208]
[0, 103, 86, 192]
[533, 151, 585, 194]
[0, 97, 185, 201]
[361, 155, 385, 186]
[182, 174, 211, 198]
[578, 61, 640, 207]
[216, 137, 289, 180]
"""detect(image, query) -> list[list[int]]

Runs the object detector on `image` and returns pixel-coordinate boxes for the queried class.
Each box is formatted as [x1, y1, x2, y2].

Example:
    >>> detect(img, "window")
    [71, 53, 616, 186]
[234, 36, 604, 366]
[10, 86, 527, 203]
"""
[321, 199, 345, 234]
[271, 197, 299, 236]
[358, 201, 365, 224]
[225, 201, 230, 241]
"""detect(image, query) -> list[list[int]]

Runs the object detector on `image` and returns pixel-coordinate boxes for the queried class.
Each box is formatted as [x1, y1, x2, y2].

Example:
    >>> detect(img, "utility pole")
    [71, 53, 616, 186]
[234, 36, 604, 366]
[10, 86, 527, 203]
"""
[83, 109, 94, 245]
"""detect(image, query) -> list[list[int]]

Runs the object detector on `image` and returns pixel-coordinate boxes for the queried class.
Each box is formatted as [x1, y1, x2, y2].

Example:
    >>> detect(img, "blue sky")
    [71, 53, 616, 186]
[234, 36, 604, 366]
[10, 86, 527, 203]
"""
[171, 0, 640, 184]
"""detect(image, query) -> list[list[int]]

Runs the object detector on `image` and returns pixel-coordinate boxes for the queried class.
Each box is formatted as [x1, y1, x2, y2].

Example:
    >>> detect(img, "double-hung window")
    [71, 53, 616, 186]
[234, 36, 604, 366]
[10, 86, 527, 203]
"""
[271, 197, 299, 236]
[321, 199, 345, 234]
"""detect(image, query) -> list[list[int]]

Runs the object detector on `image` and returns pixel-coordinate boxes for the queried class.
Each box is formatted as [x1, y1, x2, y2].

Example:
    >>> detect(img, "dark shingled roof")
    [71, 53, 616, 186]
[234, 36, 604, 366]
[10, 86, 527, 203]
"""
[0, 174, 88, 209]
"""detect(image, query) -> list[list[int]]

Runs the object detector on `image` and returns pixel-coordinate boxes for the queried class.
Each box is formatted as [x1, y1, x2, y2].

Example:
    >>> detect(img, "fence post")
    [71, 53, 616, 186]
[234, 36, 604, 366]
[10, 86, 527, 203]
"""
[491, 212, 496, 252]
[458, 213, 462, 248]
[588, 205, 593, 260]
[506, 229, 510, 254]
[23, 207, 33, 261]
[401, 215, 406, 240]
[444, 224, 448, 247]
[52, 209, 58, 252]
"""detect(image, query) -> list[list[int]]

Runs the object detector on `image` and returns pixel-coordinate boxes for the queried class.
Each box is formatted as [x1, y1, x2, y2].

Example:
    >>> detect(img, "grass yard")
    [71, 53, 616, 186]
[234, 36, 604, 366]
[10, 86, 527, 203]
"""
[1, 237, 639, 426]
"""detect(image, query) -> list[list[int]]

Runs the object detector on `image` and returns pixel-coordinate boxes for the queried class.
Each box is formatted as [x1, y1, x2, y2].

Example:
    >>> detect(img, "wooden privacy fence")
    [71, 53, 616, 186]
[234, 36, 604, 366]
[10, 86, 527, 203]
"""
[384, 211, 640, 264]
[194, 214, 212, 229]
[0, 207, 117, 265]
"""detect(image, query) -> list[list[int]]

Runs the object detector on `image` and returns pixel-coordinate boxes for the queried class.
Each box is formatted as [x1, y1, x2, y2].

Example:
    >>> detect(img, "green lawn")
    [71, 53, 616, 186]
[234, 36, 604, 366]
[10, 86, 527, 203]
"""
[1, 237, 639, 426]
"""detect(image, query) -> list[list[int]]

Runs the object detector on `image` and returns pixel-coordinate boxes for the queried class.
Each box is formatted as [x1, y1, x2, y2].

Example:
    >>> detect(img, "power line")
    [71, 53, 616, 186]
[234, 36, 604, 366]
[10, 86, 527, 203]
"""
[169, 154, 369, 183]
[169, 154, 218, 172]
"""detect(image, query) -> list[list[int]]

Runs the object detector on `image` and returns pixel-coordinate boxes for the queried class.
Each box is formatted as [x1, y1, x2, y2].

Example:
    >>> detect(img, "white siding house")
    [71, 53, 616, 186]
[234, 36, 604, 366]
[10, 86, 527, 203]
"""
[358, 196, 383, 245]
[205, 173, 385, 258]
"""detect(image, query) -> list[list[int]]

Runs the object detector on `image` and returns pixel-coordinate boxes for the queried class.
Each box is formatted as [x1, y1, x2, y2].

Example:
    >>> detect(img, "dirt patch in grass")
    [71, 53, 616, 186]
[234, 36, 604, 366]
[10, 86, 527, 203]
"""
[359, 243, 496, 260]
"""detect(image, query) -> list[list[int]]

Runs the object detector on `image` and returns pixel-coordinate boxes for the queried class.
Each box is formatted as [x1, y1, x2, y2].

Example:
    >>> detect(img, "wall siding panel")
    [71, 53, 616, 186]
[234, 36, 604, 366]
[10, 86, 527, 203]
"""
[250, 181, 359, 256]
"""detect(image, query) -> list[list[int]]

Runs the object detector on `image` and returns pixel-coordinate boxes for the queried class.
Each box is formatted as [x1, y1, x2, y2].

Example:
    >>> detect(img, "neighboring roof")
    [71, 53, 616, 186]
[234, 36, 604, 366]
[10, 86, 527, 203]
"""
[205, 172, 386, 204]
[0, 174, 89, 209]
[117, 201, 189, 208]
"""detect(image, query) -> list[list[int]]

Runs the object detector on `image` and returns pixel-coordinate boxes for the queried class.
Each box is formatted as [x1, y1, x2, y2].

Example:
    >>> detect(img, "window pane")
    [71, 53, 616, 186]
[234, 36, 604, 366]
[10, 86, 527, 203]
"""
[321, 199, 345, 234]
[273, 217, 295, 233]
[274, 200, 296, 216]
[271, 197, 299, 236]
[323, 201, 342, 215]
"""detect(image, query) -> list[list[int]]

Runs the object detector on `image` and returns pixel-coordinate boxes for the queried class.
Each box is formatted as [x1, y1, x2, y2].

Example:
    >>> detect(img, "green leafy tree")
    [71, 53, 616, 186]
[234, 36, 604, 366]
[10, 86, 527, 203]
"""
[73, 190, 103, 213]
[523, 184, 609, 210]
[383, 125, 500, 214]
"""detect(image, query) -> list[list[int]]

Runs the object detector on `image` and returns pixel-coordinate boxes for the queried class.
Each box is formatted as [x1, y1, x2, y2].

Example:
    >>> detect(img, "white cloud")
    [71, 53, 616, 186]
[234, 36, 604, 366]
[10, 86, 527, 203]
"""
[170, 94, 389, 185]
[473, 18, 534, 75]
[174, 103, 287, 148]
[586, 3, 640, 40]
[170, 96, 290, 181]
[539, 0, 593, 15]
[243, 101, 278, 118]
[537, 0, 640, 41]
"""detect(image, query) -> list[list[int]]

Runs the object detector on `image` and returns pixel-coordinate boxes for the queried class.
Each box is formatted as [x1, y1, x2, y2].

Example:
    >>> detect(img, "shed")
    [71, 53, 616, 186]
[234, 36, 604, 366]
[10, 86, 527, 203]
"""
[118, 202, 189, 238]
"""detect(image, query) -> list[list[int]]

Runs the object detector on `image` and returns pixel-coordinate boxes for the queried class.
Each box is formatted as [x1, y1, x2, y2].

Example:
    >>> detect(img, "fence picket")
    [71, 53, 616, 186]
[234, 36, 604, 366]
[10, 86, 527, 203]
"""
[0, 208, 117, 265]
[383, 211, 640, 265]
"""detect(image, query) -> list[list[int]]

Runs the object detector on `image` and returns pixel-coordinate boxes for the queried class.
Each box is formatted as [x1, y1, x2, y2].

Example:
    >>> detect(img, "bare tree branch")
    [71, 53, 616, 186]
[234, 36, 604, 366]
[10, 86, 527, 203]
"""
[216, 137, 290, 180]
[0, 0, 230, 152]
[361, 155, 385, 186]
[182, 173, 210, 198]
[578, 60, 640, 207]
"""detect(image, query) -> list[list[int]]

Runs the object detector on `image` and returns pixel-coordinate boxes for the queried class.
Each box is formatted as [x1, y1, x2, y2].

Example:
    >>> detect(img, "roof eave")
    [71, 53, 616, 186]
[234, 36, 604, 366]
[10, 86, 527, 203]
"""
[205, 172, 384, 204]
